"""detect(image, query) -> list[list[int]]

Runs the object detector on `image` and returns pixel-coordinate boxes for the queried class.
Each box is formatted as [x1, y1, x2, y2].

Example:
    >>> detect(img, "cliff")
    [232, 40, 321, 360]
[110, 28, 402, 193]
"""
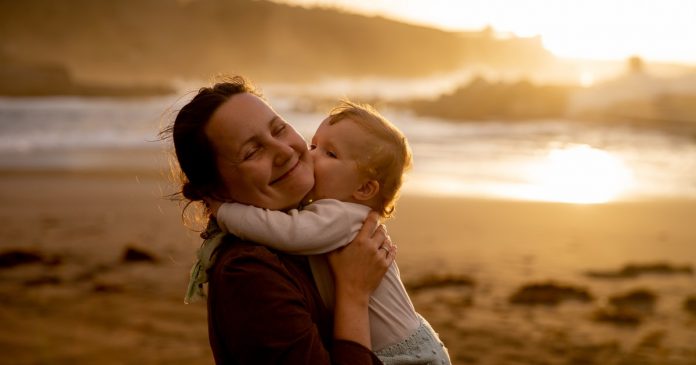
[0, 0, 555, 91]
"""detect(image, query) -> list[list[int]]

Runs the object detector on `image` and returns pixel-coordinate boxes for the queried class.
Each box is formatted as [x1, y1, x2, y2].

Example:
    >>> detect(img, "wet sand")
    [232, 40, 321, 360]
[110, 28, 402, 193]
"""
[1, 170, 695, 364]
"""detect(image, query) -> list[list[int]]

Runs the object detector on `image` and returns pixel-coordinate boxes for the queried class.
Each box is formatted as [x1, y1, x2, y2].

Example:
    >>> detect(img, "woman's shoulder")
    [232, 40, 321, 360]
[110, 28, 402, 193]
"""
[208, 236, 316, 311]
[215, 235, 281, 267]
[212, 236, 311, 278]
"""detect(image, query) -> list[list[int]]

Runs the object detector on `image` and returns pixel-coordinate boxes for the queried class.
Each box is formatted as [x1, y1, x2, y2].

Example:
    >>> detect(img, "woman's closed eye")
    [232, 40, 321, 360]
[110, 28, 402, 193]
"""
[272, 122, 287, 136]
[243, 144, 261, 160]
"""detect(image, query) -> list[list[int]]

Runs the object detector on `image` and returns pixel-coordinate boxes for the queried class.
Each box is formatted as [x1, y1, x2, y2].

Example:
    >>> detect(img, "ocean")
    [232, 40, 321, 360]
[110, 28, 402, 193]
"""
[1, 86, 695, 204]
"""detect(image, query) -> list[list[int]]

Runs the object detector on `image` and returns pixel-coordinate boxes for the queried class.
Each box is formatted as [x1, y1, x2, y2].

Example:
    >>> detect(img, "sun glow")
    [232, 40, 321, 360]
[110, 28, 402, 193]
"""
[519, 145, 634, 204]
[579, 71, 595, 87]
[277, 0, 696, 64]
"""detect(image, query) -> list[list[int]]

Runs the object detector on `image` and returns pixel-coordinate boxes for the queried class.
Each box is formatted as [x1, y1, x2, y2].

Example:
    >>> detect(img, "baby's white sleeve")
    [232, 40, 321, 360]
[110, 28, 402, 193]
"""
[216, 199, 368, 255]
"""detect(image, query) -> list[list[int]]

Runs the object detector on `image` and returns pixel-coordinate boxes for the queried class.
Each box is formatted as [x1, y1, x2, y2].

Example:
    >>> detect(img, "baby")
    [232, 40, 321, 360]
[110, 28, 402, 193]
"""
[203, 101, 450, 364]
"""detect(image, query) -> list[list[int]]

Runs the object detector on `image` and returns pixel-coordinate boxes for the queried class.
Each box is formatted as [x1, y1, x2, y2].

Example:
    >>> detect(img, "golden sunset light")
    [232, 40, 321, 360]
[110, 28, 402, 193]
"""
[278, 0, 696, 64]
[3, 1, 696, 364]
[520, 145, 634, 204]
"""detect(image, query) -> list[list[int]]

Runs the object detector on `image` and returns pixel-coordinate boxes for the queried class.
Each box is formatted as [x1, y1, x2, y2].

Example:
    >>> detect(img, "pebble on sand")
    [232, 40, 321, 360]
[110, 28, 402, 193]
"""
[121, 246, 158, 263]
[0, 249, 44, 268]
[509, 282, 593, 306]
[684, 296, 696, 316]
[585, 262, 693, 279]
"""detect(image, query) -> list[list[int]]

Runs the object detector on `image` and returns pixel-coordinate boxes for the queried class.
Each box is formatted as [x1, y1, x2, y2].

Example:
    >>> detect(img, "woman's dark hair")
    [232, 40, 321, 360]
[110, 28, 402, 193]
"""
[162, 76, 260, 203]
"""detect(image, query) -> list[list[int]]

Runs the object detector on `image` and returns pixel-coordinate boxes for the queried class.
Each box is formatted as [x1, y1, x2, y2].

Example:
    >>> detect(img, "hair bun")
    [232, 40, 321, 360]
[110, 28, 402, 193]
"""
[182, 182, 203, 201]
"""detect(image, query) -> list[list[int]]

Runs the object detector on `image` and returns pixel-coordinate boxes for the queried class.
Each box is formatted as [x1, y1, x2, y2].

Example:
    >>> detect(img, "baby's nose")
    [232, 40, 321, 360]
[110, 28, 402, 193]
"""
[308, 146, 319, 158]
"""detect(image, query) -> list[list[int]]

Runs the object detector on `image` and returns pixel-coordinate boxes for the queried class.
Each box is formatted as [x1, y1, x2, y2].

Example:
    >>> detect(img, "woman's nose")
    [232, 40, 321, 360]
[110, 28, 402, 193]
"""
[272, 141, 295, 166]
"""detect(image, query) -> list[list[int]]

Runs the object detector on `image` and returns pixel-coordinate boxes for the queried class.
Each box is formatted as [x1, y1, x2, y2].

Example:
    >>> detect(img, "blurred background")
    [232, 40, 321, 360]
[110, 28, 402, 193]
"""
[1, 1, 695, 364]
[1, 0, 696, 203]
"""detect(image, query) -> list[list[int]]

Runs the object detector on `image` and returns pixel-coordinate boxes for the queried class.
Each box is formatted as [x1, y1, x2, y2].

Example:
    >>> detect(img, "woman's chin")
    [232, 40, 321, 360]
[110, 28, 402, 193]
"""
[283, 177, 315, 209]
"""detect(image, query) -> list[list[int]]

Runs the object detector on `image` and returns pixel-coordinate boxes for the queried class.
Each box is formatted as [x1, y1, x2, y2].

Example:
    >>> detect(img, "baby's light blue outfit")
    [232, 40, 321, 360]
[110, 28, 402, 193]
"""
[375, 314, 451, 365]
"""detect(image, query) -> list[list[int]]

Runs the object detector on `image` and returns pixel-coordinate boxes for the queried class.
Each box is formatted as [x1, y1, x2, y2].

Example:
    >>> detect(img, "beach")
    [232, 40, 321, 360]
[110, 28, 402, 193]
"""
[1, 169, 695, 365]
[3, 0, 696, 363]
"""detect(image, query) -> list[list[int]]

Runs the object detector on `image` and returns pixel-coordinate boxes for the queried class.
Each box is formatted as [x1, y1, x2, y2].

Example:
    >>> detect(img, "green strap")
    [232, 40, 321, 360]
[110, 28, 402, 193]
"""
[184, 219, 224, 304]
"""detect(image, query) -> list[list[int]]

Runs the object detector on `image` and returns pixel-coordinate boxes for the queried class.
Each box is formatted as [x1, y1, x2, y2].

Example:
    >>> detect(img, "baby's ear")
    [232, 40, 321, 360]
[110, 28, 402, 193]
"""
[353, 180, 380, 201]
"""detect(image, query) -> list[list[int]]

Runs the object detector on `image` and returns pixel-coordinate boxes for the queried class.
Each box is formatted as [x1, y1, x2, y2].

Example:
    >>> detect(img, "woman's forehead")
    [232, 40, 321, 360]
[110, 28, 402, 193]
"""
[207, 94, 277, 144]
[213, 93, 275, 126]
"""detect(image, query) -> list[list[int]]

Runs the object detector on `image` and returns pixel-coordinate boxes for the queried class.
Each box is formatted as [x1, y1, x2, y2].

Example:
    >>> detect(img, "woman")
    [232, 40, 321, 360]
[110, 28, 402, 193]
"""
[166, 76, 393, 364]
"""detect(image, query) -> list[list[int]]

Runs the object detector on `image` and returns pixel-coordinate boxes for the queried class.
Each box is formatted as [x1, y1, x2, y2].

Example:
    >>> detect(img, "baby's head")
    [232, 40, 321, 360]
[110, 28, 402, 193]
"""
[310, 101, 412, 218]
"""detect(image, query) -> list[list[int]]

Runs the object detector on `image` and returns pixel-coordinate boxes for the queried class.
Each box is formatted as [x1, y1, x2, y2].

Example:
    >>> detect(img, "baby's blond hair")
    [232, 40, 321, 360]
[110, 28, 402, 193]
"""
[325, 101, 412, 218]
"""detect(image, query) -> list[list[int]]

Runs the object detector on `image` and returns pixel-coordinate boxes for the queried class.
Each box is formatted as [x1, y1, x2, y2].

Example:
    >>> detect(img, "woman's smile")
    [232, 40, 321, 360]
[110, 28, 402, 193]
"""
[270, 157, 301, 185]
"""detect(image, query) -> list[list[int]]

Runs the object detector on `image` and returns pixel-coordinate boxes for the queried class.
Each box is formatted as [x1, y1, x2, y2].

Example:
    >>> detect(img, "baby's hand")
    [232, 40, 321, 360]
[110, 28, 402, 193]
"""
[203, 197, 223, 217]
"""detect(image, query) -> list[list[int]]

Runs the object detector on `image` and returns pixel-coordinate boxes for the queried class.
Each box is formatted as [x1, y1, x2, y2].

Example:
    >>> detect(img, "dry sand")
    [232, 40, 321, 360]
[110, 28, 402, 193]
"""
[1, 170, 695, 365]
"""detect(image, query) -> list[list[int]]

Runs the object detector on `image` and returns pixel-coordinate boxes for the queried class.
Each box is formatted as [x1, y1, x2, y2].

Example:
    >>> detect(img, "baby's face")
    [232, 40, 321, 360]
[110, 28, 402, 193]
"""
[308, 117, 374, 202]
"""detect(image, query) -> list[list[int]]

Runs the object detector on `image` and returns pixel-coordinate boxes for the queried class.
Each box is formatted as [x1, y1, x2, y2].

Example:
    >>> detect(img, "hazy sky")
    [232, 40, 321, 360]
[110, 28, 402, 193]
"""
[275, 0, 696, 64]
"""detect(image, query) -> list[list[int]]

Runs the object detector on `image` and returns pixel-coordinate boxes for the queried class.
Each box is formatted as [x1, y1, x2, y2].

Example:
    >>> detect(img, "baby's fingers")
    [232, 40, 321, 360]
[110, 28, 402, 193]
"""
[357, 211, 381, 242]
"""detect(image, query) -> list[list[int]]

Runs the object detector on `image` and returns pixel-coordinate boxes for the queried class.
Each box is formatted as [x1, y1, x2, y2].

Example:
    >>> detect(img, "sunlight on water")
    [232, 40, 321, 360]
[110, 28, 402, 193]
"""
[406, 143, 642, 204]
[2, 97, 695, 203]
[511, 145, 635, 204]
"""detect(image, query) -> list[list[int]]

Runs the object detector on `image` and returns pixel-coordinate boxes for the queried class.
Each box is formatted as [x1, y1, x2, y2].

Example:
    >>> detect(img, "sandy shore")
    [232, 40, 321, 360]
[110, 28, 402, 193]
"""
[1, 170, 695, 364]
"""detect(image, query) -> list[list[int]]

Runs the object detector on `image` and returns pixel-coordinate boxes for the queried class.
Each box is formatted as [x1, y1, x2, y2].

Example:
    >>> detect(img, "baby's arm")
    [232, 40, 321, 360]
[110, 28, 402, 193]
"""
[216, 199, 369, 255]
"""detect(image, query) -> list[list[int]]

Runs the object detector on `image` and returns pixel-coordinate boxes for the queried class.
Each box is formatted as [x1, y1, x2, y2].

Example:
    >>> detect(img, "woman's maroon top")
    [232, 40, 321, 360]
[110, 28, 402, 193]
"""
[207, 237, 382, 364]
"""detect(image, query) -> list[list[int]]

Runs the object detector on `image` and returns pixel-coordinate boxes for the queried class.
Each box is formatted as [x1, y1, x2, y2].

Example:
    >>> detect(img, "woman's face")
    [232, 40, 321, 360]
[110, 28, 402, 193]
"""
[205, 93, 314, 210]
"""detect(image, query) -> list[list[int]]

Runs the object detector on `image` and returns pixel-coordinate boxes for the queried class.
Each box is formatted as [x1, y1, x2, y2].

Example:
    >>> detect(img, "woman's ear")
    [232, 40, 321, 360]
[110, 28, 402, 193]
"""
[353, 180, 380, 202]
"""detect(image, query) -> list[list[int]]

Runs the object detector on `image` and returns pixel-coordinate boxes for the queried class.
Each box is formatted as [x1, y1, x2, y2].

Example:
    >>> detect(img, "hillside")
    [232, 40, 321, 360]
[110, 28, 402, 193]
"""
[399, 62, 696, 127]
[0, 0, 555, 90]
[403, 77, 577, 120]
[0, 50, 174, 97]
